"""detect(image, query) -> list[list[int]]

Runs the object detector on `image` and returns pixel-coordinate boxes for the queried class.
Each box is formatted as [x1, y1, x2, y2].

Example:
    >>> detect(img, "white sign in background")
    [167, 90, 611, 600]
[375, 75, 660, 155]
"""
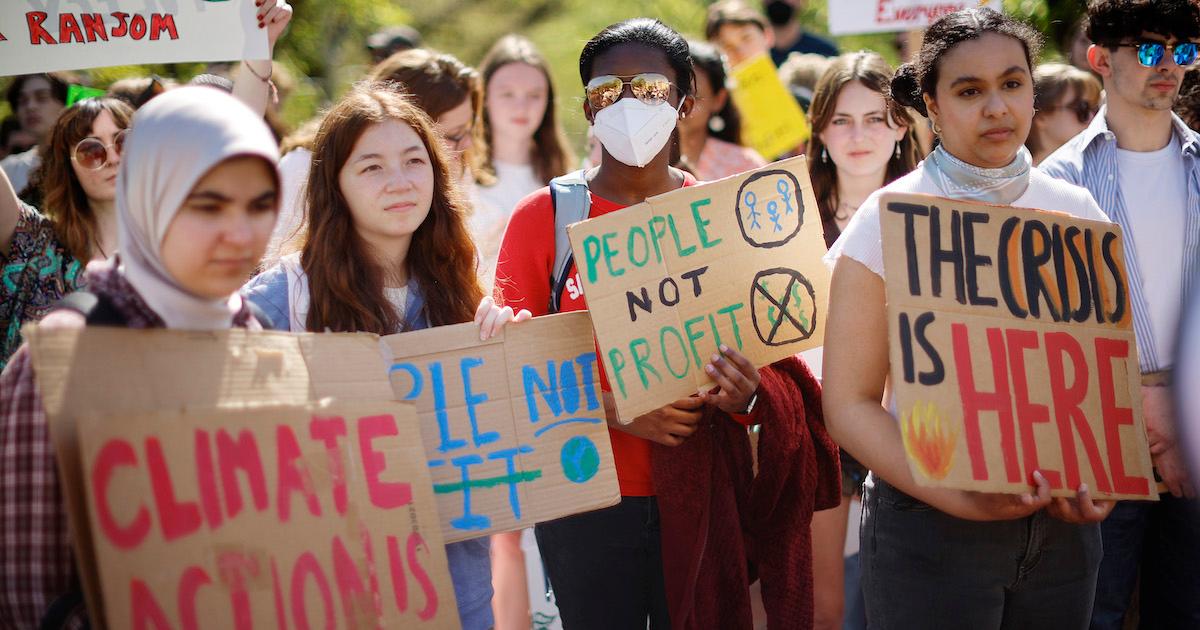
[829, 0, 1003, 36]
[0, 0, 267, 76]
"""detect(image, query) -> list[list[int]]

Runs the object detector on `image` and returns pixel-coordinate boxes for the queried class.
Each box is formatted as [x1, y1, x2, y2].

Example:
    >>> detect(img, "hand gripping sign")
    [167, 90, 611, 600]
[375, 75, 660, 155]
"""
[566, 156, 830, 422]
[383, 312, 620, 543]
[25, 326, 460, 629]
[0, 0, 267, 75]
[879, 193, 1156, 500]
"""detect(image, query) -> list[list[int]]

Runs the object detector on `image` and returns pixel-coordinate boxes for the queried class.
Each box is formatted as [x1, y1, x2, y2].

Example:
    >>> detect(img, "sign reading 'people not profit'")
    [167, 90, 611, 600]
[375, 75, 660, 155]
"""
[0, 0, 267, 75]
[567, 157, 830, 422]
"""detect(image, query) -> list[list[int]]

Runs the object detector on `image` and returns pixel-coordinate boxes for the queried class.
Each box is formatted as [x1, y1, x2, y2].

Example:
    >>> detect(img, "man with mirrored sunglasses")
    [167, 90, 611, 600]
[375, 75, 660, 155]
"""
[1040, 1, 1200, 628]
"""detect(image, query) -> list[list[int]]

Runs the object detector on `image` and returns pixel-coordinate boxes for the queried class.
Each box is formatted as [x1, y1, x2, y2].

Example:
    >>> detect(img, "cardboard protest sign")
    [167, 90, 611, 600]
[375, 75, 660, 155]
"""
[879, 193, 1156, 500]
[829, 0, 1002, 35]
[383, 312, 620, 543]
[78, 401, 458, 629]
[729, 54, 810, 160]
[566, 156, 829, 422]
[25, 327, 459, 628]
[0, 1, 267, 75]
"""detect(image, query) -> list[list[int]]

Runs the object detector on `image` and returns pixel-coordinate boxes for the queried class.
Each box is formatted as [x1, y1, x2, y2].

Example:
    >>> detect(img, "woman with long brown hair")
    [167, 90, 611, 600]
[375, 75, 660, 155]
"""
[807, 51, 919, 249]
[0, 97, 133, 368]
[474, 35, 574, 290]
[802, 51, 918, 630]
[244, 82, 529, 630]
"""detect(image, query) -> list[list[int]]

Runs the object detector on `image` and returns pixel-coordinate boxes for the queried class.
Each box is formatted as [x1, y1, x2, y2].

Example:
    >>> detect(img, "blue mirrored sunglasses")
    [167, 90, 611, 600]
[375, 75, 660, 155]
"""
[1118, 41, 1199, 67]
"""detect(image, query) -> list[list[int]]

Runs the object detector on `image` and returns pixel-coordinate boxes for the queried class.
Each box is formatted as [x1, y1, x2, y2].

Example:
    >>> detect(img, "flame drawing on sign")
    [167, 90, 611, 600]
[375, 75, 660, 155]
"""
[900, 402, 957, 481]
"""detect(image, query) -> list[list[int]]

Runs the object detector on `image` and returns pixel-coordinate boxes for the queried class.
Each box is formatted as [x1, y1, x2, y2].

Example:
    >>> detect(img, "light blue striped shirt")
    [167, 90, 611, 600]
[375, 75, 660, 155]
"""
[1039, 107, 1200, 373]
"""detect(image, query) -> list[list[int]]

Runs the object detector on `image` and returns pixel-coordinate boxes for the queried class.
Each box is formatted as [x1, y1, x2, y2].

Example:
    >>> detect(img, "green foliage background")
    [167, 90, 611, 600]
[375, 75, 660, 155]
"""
[3, 0, 1088, 155]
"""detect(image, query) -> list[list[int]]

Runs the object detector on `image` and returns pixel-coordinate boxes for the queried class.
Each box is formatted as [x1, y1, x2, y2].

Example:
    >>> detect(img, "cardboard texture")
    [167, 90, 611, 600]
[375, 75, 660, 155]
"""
[24, 327, 459, 629]
[878, 192, 1156, 500]
[79, 401, 458, 629]
[828, 0, 1003, 36]
[0, 1, 267, 75]
[567, 156, 830, 422]
[729, 54, 811, 160]
[383, 312, 620, 543]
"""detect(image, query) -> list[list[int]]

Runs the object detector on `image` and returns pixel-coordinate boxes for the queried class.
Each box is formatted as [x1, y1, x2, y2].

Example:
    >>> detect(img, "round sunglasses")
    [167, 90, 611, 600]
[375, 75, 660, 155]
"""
[1117, 41, 1199, 68]
[71, 129, 128, 170]
[585, 73, 676, 111]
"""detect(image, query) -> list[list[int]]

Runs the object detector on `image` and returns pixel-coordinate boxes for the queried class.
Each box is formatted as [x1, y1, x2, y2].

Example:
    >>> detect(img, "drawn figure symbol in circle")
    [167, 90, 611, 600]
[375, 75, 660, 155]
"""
[735, 170, 803, 248]
[750, 268, 817, 346]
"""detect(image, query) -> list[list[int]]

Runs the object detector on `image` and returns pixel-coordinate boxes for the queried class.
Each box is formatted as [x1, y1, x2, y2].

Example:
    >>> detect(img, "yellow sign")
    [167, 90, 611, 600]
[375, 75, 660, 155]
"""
[729, 54, 811, 160]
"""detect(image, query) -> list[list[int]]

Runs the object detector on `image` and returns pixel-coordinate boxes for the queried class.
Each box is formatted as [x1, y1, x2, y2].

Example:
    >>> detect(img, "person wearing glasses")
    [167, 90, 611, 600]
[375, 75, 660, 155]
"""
[0, 98, 133, 369]
[1027, 63, 1101, 165]
[492, 19, 834, 629]
[1039, 1, 1200, 628]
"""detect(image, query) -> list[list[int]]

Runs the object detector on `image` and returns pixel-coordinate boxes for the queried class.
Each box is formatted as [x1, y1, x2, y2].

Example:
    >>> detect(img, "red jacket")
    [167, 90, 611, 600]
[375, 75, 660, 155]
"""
[652, 355, 841, 630]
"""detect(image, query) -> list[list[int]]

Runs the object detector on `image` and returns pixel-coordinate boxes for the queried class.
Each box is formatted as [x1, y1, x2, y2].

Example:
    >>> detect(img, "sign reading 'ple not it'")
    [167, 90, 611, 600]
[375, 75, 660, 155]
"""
[567, 156, 830, 422]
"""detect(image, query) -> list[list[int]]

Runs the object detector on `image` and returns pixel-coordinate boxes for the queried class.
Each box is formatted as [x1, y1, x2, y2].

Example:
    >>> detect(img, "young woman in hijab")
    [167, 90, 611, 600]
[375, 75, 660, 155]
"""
[822, 9, 1113, 628]
[244, 82, 529, 630]
[0, 85, 282, 630]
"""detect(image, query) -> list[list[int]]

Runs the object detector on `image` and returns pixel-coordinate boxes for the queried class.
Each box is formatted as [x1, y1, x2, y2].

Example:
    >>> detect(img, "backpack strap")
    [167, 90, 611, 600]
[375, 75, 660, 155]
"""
[54, 290, 129, 326]
[548, 169, 591, 314]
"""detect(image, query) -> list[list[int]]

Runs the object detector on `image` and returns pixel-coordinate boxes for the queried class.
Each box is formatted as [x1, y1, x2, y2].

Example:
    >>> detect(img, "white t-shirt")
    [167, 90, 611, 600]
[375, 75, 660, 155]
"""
[826, 163, 1110, 278]
[1117, 136, 1186, 365]
[0, 147, 40, 196]
[470, 161, 544, 288]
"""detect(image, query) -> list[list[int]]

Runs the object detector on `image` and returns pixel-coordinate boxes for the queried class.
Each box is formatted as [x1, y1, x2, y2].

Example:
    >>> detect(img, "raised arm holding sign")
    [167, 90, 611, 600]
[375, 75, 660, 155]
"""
[0, 1, 269, 75]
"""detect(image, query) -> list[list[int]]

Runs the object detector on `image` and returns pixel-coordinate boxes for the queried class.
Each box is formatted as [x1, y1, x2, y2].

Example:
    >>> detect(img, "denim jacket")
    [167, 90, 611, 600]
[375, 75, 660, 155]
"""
[243, 256, 494, 630]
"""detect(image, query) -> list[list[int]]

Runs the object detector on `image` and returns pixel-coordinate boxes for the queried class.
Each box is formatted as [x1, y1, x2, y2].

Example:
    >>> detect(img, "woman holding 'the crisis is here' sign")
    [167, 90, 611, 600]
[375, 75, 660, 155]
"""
[822, 8, 1113, 629]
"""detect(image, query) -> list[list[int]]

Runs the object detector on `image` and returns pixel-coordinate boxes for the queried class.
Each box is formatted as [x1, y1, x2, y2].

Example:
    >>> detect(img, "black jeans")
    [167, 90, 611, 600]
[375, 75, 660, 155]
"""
[1090, 496, 1200, 629]
[535, 496, 670, 629]
[861, 474, 1102, 629]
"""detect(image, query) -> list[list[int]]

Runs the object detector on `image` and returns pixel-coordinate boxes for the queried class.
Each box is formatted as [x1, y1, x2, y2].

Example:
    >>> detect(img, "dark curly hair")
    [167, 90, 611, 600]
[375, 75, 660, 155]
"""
[1086, 0, 1200, 48]
[888, 8, 1042, 120]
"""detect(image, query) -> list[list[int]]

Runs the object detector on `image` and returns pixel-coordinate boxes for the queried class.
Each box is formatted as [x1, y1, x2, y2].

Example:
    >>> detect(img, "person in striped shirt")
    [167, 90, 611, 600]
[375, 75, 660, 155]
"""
[1039, 1, 1200, 628]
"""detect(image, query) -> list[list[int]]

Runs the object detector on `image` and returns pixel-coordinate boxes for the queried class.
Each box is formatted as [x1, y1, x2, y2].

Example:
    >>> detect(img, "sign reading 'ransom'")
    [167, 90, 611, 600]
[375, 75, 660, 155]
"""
[0, 1, 267, 75]
[880, 193, 1156, 500]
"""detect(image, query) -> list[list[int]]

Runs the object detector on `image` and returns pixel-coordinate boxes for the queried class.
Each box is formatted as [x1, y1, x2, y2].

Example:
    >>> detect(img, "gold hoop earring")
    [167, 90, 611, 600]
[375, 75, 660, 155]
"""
[932, 120, 943, 136]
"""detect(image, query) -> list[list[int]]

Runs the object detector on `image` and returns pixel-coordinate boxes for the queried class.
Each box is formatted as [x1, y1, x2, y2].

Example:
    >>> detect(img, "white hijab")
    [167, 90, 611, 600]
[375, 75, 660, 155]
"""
[117, 86, 280, 329]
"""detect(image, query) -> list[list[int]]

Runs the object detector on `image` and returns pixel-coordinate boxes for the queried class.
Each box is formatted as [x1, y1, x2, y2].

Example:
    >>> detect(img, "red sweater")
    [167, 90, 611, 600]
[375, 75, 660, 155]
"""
[494, 178, 696, 496]
[653, 356, 841, 629]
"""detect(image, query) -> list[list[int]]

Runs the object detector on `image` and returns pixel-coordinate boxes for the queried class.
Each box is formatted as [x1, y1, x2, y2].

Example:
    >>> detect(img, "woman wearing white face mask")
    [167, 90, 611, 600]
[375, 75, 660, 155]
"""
[491, 19, 823, 630]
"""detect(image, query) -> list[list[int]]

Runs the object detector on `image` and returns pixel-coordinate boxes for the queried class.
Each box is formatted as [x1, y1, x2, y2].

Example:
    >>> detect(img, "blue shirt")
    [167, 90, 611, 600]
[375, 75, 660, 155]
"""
[1039, 107, 1200, 373]
[243, 264, 495, 630]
